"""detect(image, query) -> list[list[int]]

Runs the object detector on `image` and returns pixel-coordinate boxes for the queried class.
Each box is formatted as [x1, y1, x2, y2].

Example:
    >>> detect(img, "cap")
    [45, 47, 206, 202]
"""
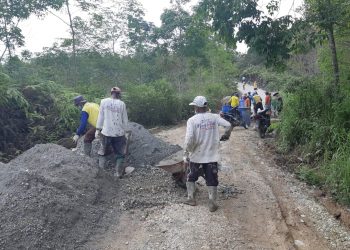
[73, 95, 86, 106]
[189, 96, 208, 107]
[111, 87, 121, 93]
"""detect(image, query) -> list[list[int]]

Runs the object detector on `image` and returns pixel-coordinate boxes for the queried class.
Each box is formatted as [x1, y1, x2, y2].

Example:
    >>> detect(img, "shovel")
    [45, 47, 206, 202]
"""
[123, 131, 134, 176]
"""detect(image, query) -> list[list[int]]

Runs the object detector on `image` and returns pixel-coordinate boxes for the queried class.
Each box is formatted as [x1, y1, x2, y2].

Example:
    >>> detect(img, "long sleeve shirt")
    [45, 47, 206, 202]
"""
[96, 98, 128, 137]
[184, 112, 231, 164]
[76, 102, 99, 136]
[76, 112, 89, 136]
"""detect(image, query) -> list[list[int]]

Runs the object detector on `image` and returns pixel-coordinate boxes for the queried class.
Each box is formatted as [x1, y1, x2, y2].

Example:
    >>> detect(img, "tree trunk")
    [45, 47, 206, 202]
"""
[66, 0, 77, 86]
[327, 25, 340, 87]
[0, 47, 8, 62]
[4, 21, 12, 59]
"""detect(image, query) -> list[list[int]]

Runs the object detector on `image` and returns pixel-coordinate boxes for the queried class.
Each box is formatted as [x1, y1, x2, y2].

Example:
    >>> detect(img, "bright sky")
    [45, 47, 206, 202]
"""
[19, 0, 303, 54]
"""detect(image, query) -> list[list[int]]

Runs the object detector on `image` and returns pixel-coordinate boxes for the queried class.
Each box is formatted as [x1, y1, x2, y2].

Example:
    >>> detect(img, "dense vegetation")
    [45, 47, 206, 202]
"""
[0, 0, 238, 161]
[1, 0, 350, 203]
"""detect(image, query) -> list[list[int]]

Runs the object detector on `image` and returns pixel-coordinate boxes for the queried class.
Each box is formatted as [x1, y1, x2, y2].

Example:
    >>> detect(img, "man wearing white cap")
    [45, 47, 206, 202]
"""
[183, 96, 231, 212]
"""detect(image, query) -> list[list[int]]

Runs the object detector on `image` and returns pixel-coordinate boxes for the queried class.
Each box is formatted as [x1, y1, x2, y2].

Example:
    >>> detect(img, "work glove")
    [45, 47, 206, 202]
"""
[95, 130, 101, 139]
[72, 135, 80, 143]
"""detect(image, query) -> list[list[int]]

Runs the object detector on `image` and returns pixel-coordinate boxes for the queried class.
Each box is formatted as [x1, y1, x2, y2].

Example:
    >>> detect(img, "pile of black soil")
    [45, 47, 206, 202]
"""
[0, 144, 118, 249]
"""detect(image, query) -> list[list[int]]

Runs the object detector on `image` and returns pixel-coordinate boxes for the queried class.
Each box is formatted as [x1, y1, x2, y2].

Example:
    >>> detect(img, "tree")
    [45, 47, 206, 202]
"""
[197, 0, 296, 68]
[70, 0, 129, 54]
[126, 0, 155, 54]
[50, 0, 99, 85]
[155, 6, 192, 53]
[0, 0, 64, 61]
[125, 0, 156, 83]
[303, 0, 349, 87]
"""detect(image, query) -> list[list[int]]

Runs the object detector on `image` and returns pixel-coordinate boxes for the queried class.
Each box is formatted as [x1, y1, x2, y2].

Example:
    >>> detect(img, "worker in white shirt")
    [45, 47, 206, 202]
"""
[95, 87, 129, 178]
[183, 96, 231, 212]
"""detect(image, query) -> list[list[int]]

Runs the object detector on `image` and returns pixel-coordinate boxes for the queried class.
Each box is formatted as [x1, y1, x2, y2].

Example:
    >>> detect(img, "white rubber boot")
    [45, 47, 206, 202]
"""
[208, 186, 218, 212]
[183, 182, 196, 206]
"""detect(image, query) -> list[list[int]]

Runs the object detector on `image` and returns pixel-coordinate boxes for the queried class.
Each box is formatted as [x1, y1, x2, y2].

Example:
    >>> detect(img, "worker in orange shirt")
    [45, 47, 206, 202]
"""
[244, 93, 251, 108]
[265, 91, 271, 110]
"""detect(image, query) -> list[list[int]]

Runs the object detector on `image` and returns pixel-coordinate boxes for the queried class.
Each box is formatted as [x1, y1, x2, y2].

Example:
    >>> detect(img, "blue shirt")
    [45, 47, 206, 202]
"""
[76, 111, 89, 136]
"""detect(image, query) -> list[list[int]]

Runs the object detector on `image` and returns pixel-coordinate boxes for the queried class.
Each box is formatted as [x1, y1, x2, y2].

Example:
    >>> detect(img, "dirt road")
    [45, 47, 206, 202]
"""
[86, 125, 350, 250]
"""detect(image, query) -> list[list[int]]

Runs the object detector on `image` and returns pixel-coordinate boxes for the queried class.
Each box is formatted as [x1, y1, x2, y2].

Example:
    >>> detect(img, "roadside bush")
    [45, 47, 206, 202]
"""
[125, 80, 181, 127]
[188, 82, 232, 110]
[277, 79, 350, 204]
[203, 82, 232, 112]
[297, 165, 324, 186]
[322, 145, 350, 204]
[0, 77, 80, 162]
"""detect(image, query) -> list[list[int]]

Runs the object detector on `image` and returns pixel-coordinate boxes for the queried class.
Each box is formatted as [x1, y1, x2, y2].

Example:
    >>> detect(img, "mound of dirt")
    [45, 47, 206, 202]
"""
[77, 122, 182, 166]
[0, 123, 183, 249]
[0, 144, 118, 249]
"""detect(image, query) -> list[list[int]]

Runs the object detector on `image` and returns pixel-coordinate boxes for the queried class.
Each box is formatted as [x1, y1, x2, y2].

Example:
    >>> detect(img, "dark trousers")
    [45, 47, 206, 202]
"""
[254, 102, 263, 114]
[84, 126, 96, 143]
[98, 135, 126, 156]
[187, 162, 218, 186]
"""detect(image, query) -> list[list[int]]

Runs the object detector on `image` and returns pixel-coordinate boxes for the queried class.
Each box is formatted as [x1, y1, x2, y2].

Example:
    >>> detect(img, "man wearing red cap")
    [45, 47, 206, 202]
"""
[95, 87, 129, 178]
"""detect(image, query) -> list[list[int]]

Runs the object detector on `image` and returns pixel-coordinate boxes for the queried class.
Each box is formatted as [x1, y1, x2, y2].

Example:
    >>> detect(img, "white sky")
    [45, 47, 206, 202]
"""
[18, 0, 303, 54]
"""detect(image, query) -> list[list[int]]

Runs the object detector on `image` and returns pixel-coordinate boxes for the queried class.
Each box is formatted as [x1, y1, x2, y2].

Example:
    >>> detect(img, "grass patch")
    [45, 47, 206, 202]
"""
[297, 165, 324, 186]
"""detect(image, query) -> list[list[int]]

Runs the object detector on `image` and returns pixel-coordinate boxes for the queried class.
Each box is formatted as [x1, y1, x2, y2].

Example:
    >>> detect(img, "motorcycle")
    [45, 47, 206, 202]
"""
[254, 109, 271, 138]
[220, 105, 248, 129]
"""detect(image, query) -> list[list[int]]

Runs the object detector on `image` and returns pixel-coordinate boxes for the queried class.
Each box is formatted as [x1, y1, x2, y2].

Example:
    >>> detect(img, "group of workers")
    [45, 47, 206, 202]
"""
[72, 89, 229, 212]
[72, 87, 129, 178]
[71, 82, 281, 213]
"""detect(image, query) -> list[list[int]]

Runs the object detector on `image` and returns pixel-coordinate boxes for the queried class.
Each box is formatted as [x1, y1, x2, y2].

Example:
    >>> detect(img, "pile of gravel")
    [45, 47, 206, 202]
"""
[0, 144, 118, 249]
[0, 123, 183, 249]
[77, 122, 181, 166]
[118, 166, 185, 211]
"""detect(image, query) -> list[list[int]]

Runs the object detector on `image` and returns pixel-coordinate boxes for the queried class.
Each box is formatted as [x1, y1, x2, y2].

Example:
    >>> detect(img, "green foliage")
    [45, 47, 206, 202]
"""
[297, 165, 324, 186]
[124, 80, 181, 127]
[0, 76, 80, 162]
[241, 65, 305, 92]
[0, 72, 11, 86]
[199, 0, 297, 67]
[0, 0, 65, 60]
[202, 82, 232, 111]
[322, 144, 350, 204]
[277, 79, 350, 204]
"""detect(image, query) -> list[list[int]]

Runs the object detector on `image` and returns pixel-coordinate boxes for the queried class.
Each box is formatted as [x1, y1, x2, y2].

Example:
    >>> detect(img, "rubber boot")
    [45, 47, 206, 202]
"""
[183, 182, 196, 206]
[98, 156, 106, 169]
[83, 143, 92, 156]
[114, 156, 125, 179]
[208, 186, 218, 212]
